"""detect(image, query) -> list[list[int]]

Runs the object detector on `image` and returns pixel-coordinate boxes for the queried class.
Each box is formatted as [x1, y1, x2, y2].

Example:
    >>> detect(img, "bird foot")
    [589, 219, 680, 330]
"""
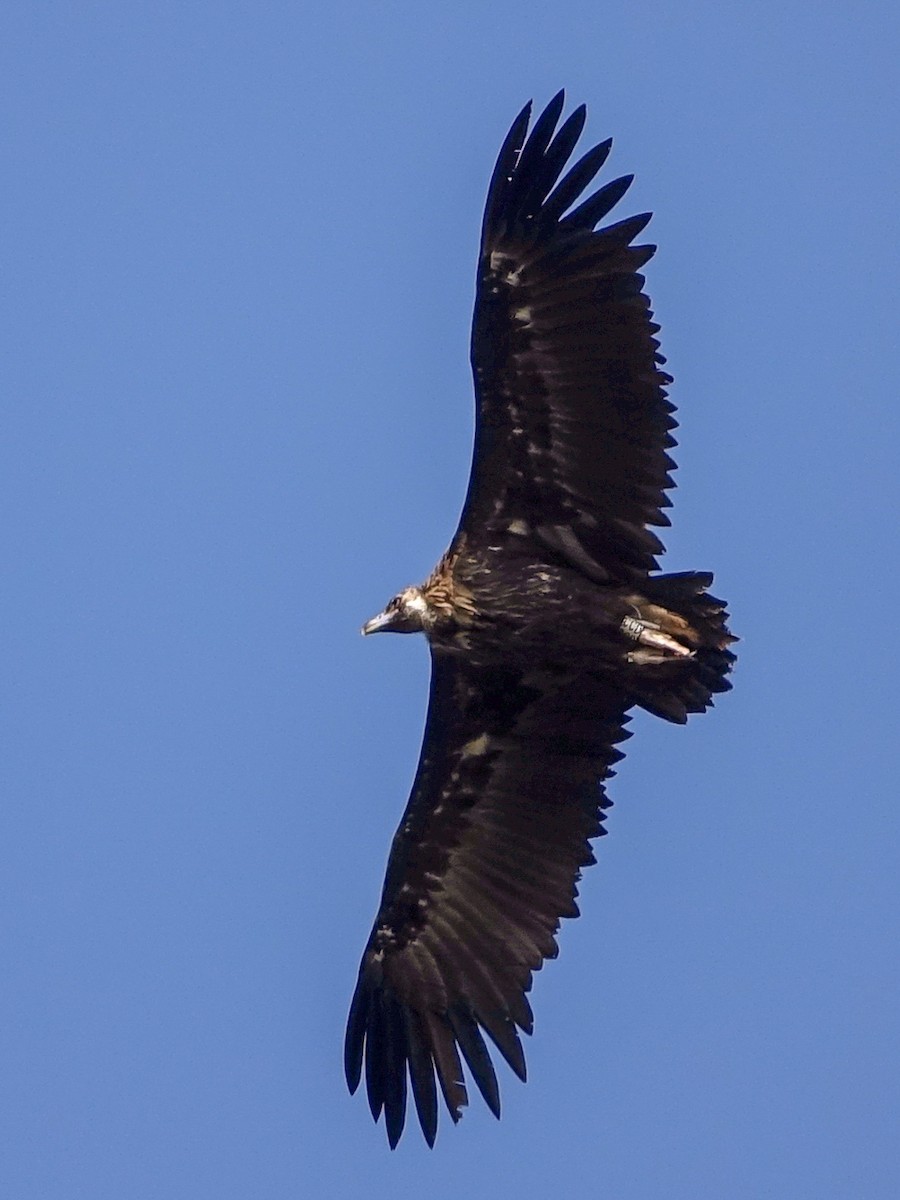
[621, 615, 693, 659]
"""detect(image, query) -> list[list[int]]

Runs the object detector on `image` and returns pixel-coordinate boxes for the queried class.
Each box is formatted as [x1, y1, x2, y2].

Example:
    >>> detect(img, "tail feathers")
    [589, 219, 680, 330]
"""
[632, 571, 736, 724]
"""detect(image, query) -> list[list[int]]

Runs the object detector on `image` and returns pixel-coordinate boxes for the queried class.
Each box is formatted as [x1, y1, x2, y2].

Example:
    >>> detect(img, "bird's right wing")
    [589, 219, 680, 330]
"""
[345, 649, 630, 1147]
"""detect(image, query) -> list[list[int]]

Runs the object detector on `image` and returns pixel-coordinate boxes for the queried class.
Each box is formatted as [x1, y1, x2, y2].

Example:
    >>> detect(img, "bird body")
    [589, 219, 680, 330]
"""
[370, 546, 732, 716]
[346, 92, 735, 1148]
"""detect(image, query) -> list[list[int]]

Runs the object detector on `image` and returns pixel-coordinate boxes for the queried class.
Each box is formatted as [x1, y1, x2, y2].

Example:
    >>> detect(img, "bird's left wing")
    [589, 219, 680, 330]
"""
[345, 649, 630, 1147]
[459, 92, 677, 583]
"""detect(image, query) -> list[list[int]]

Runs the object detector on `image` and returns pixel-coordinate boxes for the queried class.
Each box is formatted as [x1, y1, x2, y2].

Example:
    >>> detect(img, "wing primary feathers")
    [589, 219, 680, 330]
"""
[381, 994, 409, 1149]
[501, 92, 567, 231]
[544, 104, 587, 176]
[605, 212, 653, 243]
[513, 989, 534, 1037]
[552, 214, 654, 272]
[404, 1008, 439, 1148]
[364, 989, 387, 1121]
[508, 90, 566, 196]
[515, 104, 587, 228]
[477, 1009, 528, 1082]
[344, 973, 368, 1094]
[542, 138, 613, 226]
[480, 99, 533, 252]
[423, 1010, 468, 1123]
[628, 244, 657, 270]
[560, 173, 635, 231]
[448, 1007, 502, 1119]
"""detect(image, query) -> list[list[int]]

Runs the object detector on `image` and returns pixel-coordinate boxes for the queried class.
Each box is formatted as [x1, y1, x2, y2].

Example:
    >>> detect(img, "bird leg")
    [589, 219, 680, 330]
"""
[621, 614, 693, 660]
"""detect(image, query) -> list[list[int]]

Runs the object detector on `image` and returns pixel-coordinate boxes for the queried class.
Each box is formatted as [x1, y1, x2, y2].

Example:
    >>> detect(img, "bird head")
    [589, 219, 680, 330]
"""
[362, 586, 430, 636]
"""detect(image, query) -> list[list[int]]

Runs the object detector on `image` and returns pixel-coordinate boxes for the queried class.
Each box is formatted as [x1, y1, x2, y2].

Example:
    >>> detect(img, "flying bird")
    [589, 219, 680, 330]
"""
[345, 92, 735, 1148]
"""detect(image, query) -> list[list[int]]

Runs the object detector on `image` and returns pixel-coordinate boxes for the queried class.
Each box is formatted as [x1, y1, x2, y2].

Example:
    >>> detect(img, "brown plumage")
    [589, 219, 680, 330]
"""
[346, 92, 736, 1147]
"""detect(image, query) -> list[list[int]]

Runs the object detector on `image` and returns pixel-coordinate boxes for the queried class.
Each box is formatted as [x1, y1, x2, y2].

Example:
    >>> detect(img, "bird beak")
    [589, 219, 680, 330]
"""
[361, 608, 398, 636]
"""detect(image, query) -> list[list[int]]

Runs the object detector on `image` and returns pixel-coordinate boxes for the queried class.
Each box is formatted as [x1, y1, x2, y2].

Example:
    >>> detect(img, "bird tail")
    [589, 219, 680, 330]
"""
[630, 571, 736, 724]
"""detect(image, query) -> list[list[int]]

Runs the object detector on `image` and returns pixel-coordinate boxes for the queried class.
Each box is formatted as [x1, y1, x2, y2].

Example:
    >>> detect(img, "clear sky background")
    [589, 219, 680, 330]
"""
[3, 3, 899, 1197]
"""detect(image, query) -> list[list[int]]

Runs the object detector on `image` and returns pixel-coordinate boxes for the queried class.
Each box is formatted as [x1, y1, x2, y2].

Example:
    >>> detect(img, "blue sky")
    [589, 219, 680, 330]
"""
[3, 2, 899, 1197]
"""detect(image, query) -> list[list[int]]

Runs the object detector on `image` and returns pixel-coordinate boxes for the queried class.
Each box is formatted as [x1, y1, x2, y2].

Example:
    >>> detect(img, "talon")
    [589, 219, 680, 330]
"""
[621, 615, 693, 658]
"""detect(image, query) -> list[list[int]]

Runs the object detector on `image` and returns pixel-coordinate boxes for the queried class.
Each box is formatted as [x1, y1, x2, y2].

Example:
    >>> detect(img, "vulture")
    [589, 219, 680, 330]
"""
[345, 92, 735, 1148]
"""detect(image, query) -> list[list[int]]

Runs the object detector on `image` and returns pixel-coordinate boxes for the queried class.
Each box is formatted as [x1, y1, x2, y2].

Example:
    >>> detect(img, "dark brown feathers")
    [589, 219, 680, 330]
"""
[345, 657, 628, 1147]
[462, 90, 675, 583]
[346, 93, 735, 1147]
